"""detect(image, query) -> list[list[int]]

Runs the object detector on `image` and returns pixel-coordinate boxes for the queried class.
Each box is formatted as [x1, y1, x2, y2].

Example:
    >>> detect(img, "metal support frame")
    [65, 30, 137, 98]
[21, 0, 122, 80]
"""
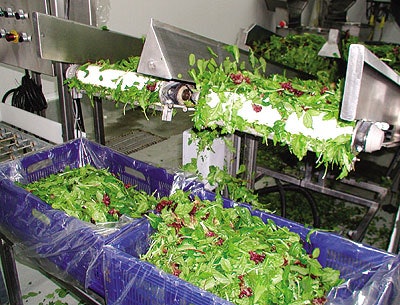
[93, 97, 105, 145]
[386, 146, 400, 253]
[0, 234, 22, 305]
[241, 133, 258, 190]
[55, 63, 76, 142]
[239, 136, 386, 242]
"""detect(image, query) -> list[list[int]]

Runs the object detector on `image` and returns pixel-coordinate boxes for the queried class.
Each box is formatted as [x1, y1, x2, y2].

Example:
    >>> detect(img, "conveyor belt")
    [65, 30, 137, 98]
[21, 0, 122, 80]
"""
[0, 122, 52, 162]
[105, 129, 166, 155]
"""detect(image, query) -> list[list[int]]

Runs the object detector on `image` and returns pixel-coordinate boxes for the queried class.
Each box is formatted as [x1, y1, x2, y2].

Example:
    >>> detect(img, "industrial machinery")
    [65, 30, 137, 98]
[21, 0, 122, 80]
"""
[0, 0, 143, 144]
[70, 18, 399, 239]
[0, 1, 144, 304]
[58, 17, 400, 247]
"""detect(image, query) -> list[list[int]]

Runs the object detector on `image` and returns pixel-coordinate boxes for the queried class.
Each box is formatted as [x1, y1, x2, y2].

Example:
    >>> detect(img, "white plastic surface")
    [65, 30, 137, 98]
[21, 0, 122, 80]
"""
[182, 129, 227, 190]
[0, 103, 63, 144]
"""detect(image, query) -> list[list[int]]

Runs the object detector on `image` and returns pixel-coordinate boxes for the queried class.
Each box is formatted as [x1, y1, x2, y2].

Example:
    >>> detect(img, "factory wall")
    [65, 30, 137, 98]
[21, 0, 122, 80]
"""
[107, 0, 273, 45]
[0, 0, 399, 106]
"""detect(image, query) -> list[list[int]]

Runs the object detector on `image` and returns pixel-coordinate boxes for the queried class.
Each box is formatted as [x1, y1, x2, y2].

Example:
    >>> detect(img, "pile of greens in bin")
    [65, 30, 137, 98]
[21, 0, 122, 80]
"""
[142, 190, 343, 305]
[20, 165, 157, 224]
[249, 33, 340, 83]
[20, 165, 342, 304]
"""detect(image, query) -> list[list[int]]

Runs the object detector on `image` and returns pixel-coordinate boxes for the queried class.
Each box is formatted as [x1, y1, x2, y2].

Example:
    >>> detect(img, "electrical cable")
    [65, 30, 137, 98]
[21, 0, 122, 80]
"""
[1, 70, 47, 115]
[72, 98, 85, 138]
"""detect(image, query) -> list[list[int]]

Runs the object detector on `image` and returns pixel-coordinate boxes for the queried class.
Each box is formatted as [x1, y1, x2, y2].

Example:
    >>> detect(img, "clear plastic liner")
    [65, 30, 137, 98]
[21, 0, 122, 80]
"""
[0, 138, 397, 304]
[103, 181, 398, 305]
[0, 138, 191, 296]
[327, 254, 400, 305]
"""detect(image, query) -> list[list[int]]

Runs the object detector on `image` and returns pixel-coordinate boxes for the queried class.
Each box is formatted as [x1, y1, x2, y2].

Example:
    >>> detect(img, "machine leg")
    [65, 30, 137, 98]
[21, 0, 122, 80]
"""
[55, 63, 76, 142]
[0, 237, 23, 305]
[93, 96, 106, 145]
[347, 201, 380, 242]
[241, 134, 258, 189]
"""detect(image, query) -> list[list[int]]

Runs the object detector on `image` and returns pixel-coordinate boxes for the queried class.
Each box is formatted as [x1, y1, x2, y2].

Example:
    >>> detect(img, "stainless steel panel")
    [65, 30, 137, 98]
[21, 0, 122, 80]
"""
[48, 0, 96, 24]
[138, 19, 238, 82]
[0, 0, 54, 75]
[0, 103, 63, 144]
[33, 12, 143, 64]
[264, 0, 287, 11]
[138, 19, 311, 83]
[341, 44, 400, 128]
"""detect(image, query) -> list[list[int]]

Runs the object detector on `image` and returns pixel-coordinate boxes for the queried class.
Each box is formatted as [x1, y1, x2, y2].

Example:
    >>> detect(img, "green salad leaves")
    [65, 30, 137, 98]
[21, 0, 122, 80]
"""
[65, 46, 358, 178]
[188, 47, 356, 178]
[142, 190, 343, 305]
[18, 165, 343, 304]
[21, 165, 157, 224]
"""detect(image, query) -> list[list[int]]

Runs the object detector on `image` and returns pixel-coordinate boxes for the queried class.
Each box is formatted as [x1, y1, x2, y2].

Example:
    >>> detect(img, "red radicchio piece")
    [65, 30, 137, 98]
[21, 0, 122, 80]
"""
[249, 250, 266, 264]
[252, 104, 262, 113]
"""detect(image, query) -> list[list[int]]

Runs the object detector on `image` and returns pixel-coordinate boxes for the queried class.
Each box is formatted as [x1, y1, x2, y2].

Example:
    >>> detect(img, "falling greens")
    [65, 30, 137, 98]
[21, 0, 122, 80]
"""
[188, 47, 356, 178]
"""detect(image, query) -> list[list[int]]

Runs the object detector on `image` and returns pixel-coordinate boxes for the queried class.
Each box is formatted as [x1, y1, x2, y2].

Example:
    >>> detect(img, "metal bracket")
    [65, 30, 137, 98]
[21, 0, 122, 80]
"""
[161, 104, 174, 122]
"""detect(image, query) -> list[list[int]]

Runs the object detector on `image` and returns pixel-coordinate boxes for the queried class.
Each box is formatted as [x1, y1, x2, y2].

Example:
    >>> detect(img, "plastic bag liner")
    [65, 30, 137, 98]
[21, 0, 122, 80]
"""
[0, 137, 397, 304]
[0, 138, 202, 297]
[326, 254, 400, 305]
[102, 187, 397, 305]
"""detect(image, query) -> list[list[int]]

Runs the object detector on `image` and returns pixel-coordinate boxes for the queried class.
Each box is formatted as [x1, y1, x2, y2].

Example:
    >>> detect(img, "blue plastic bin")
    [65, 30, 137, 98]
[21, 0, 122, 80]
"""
[0, 138, 176, 296]
[103, 189, 396, 305]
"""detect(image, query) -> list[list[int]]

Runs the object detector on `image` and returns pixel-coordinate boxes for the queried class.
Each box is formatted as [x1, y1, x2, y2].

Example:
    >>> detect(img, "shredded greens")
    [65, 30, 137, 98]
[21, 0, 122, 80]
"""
[65, 57, 160, 117]
[142, 189, 343, 305]
[20, 165, 157, 224]
[17, 166, 343, 304]
[65, 47, 357, 178]
[188, 47, 356, 178]
[250, 33, 340, 83]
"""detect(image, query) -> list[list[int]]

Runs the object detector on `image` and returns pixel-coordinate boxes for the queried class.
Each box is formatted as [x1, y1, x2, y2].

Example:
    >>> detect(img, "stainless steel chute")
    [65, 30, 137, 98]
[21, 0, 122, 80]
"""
[341, 44, 400, 148]
[137, 19, 243, 82]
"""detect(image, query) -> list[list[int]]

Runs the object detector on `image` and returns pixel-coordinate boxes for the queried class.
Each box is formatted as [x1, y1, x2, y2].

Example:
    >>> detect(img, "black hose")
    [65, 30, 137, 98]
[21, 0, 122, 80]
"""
[257, 183, 321, 228]
[1, 88, 18, 104]
[392, 0, 400, 27]
[1, 70, 47, 115]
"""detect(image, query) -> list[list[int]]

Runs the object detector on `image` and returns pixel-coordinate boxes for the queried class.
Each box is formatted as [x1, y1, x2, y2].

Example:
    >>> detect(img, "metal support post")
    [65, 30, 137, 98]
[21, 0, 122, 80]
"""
[241, 133, 258, 189]
[93, 96, 105, 145]
[55, 63, 76, 142]
[0, 236, 22, 305]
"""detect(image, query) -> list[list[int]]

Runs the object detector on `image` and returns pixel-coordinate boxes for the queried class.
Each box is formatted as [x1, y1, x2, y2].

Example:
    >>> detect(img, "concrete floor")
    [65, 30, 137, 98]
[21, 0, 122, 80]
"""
[2, 98, 399, 304]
